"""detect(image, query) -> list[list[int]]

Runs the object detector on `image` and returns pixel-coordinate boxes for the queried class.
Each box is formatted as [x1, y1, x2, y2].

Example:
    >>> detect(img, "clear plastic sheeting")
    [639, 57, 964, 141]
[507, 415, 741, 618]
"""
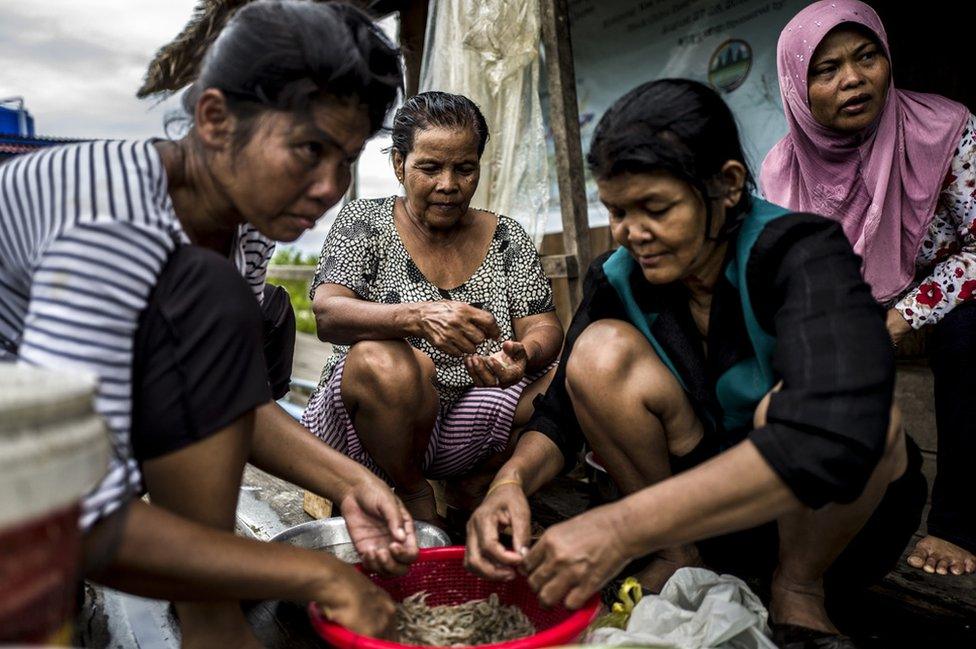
[420, 0, 550, 246]
[586, 567, 778, 649]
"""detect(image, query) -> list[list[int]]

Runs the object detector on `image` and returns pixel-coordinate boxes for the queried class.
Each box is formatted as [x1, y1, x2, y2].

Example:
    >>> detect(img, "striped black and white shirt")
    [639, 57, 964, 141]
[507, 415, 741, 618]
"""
[0, 140, 275, 528]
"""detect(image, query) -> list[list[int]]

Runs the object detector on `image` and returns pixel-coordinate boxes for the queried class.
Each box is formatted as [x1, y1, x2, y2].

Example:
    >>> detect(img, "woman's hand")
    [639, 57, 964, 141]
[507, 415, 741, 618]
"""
[465, 480, 532, 580]
[313, 561, 397, 638]
[464, 341, 528, 388]
[522, 502, 634, 610]
[339, 477, 419, 576]
[886, 308, 912, 347]
[415, 301, 500, 356]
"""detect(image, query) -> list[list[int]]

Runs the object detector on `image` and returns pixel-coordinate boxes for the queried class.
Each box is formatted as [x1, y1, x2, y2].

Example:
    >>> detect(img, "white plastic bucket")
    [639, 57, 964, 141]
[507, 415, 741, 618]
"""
[0, 364, 110, 644]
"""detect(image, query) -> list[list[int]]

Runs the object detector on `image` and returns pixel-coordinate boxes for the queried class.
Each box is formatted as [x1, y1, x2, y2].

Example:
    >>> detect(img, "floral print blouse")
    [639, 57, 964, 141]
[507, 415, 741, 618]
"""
[894, 114, 976, 328]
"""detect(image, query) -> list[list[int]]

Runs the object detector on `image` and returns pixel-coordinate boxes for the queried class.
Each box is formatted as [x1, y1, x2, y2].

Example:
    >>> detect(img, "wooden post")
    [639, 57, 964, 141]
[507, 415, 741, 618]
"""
[539, 0, 591, 309]
[398, 0, 430, 98]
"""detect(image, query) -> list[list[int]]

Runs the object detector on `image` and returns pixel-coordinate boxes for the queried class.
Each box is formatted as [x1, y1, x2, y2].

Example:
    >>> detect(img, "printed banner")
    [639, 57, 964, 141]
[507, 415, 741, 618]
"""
[544, 0, 810, 230]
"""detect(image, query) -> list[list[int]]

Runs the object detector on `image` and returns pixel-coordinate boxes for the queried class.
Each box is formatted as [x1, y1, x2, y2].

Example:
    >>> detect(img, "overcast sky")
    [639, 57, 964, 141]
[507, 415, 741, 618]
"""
[0, 1, 197, 139]
[0, 0, 400, 254]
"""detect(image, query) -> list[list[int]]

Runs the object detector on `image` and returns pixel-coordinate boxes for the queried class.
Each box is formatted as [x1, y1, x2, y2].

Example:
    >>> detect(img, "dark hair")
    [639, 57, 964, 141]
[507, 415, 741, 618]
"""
[587, 79, 755, 238]
[177, 0, 402, 142]
[389, 91, 490, 160]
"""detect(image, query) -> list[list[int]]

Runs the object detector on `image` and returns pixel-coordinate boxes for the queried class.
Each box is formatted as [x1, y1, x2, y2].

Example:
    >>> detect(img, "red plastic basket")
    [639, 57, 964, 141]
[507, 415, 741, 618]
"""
[308, 546, 602, 649]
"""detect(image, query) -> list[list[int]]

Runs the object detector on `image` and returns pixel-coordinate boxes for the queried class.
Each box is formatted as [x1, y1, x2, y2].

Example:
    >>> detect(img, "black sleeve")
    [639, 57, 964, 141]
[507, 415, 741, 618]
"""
[262, 284, 297, 401]
[524, 252, 627, 472]
[747, 214, 894, 508]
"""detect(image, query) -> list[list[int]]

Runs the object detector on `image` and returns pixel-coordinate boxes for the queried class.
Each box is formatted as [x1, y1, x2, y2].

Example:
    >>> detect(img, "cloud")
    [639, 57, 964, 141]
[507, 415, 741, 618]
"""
[0, 0, 196, 139]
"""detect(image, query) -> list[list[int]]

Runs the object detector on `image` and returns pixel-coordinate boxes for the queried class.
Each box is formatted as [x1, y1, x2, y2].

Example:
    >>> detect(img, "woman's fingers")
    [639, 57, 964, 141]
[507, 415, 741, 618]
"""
[463, 356, 482, 385]
[508, 501, 532, 555]
[482, 512, 525, 567]
[485, 354, 522, 388]
[468, 309, 501, 339]
[535, 566, 575, 608]
[465, 516, 516, 580]
[502, 339, 527, 361]
[469, 356, 499, 386]
[457, 321, 487, 349]
[439, 338, 468, 357]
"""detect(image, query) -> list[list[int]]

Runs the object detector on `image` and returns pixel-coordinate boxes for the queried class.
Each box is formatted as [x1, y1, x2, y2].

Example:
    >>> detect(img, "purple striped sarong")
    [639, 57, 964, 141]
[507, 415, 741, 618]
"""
[301, 357, 553, 483]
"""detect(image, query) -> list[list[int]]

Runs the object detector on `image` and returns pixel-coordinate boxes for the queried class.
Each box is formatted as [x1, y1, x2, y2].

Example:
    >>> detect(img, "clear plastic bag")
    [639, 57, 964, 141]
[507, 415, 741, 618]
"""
[420, 0, 550, 246]
[586, 568, 778, 649]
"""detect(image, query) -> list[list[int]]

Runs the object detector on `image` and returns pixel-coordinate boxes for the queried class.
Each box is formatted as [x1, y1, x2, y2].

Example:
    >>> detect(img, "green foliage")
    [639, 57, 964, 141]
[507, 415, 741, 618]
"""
[268, 278, 317, 335]
[271, 247, 318, 266]
[268, 248, 318, 334]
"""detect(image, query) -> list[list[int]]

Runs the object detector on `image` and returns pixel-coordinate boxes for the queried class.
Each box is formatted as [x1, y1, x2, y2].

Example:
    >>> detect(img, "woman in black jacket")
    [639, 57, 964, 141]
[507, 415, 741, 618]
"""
[464, 79, 926, 648]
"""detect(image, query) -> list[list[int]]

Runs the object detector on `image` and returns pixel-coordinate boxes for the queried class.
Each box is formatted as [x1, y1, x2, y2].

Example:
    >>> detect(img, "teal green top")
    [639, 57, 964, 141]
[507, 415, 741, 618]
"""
[603, 197, 791, 431]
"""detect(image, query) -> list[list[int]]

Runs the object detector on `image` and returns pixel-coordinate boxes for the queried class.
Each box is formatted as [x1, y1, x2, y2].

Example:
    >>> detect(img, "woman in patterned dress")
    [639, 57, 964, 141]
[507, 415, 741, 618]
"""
[303, 92, 563, 527]
[761, 0, 976, 577]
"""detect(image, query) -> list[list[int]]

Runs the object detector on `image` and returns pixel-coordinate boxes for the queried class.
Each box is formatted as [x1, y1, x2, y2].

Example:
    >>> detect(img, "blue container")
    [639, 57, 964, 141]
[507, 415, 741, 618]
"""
[0, 106, 34, 136]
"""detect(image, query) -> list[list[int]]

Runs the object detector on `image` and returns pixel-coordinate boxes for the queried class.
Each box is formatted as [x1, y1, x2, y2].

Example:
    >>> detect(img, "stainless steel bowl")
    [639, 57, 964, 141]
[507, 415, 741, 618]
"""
[268, 517, 450, 563]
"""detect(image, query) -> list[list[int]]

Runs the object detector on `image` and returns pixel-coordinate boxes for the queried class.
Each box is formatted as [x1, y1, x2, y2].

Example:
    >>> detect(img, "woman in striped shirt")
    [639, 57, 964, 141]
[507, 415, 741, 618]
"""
[0, 1, 416, 644]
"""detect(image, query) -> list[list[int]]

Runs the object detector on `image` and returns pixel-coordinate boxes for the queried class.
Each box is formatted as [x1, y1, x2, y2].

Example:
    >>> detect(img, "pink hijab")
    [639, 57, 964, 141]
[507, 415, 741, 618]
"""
[760, 0, 969, 302]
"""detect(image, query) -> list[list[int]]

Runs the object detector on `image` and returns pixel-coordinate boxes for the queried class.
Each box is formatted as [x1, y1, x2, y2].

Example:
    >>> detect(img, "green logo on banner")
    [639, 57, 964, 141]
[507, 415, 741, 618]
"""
[709, 39, 753, 93]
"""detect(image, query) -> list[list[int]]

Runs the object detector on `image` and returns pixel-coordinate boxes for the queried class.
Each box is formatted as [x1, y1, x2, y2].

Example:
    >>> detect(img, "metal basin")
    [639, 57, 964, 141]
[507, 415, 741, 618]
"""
[269, 517, 451, 563]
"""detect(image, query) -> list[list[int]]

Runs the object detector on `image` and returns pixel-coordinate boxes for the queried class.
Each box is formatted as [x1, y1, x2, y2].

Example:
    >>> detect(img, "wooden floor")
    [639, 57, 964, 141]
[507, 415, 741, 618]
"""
[292, 332, 333, 384]
[286, 335, 976, 646]
[858, 361, 976, 646]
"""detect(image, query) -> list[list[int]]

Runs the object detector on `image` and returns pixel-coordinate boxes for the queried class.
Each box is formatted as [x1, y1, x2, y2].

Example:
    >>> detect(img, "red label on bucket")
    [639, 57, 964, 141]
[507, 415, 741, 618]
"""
[0, 504, 81, 644]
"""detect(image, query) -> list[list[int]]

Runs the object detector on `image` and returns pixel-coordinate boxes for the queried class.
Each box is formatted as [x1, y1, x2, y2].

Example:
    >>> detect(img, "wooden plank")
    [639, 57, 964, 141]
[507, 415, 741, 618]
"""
[875, 540, 976, 621]
[540, 253, 579, 279]
[292, 332, 332, 384]
[895, 362, 937, 453]
[397, 0, 429, 98]
[302, 491, 333, 519]
[539, 0, 591, 309]
[267, 265, 315, 282]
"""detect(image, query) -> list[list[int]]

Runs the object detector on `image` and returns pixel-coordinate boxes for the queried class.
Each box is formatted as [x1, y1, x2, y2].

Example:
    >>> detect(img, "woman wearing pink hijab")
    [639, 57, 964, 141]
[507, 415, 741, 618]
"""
[761, 0, 976, 578]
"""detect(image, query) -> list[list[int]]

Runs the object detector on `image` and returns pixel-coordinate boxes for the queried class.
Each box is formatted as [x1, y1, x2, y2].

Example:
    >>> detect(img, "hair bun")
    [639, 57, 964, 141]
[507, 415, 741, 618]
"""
[138, 0, 255, 99]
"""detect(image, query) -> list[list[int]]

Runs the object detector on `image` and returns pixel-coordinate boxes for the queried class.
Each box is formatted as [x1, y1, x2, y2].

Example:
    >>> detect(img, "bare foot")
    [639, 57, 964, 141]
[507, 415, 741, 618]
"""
[177, 602, 262, 649]
[182, 626, 263, 649]
[444, 449, 513, 511]
[769, 572, 838, 635]
[633, 544, 703, 593]
[444, 472, 494, 512]
[906, 535, 976, 575]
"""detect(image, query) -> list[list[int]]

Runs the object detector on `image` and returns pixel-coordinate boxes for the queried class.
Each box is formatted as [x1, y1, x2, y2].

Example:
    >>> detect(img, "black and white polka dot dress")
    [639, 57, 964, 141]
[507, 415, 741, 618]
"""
[309, 196, 555, 408]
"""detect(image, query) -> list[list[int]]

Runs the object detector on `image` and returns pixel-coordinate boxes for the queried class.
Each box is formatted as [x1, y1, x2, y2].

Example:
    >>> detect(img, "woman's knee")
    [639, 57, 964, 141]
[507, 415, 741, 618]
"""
[566, 319, 647, 393]
[343, 340, 435, 402]
[566, 319, 688, 430]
